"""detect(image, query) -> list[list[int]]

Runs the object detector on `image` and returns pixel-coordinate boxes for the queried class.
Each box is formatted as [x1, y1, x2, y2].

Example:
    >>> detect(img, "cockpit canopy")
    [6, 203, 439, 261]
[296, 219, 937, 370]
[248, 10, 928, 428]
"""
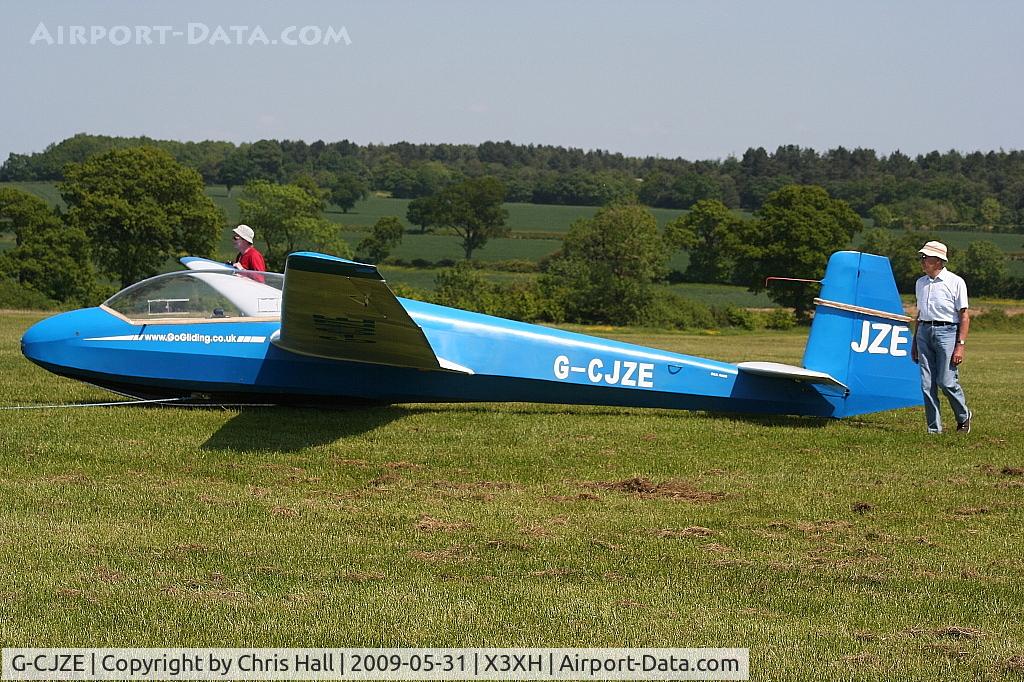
[103, 270, 283, 323]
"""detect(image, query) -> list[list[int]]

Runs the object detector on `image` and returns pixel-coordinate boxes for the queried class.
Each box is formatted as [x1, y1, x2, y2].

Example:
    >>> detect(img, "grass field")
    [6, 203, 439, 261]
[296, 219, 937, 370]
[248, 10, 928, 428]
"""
[2, 311, 1023, 679]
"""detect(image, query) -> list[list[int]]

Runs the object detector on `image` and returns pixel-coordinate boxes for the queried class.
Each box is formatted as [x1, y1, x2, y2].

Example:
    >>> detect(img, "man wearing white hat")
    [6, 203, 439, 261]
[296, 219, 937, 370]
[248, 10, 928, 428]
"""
[912, 240, 971, 434]
[231, 224, 266, 272]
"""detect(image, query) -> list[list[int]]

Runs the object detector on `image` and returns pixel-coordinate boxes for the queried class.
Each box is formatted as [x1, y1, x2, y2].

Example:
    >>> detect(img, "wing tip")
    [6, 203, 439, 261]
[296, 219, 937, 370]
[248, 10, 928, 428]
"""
[286, 252, 382, 280]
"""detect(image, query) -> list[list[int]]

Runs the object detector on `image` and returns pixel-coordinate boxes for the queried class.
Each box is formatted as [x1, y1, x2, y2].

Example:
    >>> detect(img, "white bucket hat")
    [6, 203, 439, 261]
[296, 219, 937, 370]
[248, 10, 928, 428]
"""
[233, 224, 255, 244]
[918, 240, 947, 261]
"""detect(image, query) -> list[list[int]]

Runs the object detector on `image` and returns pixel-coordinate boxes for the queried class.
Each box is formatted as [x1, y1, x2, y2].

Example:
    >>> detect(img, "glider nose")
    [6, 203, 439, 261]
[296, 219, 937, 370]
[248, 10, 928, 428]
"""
[22, 312, 72, 364]
[21, 308, 99, 367]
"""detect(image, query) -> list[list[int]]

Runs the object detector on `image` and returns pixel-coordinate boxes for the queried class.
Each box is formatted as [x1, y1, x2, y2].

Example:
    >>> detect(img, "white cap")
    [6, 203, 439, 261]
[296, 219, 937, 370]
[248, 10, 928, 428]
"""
[233, 224, 255, 244]
[918, 240, 947, 261]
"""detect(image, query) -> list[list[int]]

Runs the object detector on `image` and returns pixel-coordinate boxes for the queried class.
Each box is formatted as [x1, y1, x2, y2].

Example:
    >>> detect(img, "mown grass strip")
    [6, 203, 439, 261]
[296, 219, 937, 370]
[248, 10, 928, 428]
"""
[1, 311, 1022, 679]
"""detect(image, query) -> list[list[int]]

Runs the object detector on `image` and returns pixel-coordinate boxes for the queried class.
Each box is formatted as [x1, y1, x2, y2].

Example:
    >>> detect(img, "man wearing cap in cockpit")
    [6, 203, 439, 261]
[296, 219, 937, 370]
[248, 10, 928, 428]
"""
[911, 240, 972, 434]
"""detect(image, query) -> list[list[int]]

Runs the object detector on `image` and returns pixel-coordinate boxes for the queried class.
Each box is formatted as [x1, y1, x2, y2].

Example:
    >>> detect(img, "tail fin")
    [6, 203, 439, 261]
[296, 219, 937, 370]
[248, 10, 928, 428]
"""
[802, 251, 922, 417]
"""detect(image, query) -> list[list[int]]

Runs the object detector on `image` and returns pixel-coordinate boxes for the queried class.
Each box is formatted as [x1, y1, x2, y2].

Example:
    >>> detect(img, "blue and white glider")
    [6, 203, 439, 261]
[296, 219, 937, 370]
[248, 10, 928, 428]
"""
[21, 250, 922, 417]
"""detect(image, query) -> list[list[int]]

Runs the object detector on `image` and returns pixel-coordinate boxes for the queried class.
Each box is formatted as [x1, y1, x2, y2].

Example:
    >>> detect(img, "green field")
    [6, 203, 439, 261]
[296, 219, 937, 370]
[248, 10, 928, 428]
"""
[379, 266, 777, 308]
[2, 311, 1023, 679]
[2, 181, 67, 210]
[344, 232, 561, 264]
[380, 267, 537, 292]
[197, 187, 693, 236]
[853, 229, 1024, 257]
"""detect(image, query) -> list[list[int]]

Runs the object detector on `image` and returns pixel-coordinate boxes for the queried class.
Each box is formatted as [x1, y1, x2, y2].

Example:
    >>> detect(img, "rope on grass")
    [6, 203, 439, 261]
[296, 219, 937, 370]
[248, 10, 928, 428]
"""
[0, 393, 188, 409]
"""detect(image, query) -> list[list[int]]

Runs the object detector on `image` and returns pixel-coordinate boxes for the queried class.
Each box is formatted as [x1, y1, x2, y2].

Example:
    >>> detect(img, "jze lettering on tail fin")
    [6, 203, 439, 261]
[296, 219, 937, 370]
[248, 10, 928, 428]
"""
[849, 320, 910, 357]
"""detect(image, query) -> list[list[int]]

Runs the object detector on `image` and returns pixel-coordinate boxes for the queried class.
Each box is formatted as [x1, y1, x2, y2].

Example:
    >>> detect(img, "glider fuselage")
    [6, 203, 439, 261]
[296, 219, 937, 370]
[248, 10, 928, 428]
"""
[21, 251, 922, 418]
[21, 298, 837, 415]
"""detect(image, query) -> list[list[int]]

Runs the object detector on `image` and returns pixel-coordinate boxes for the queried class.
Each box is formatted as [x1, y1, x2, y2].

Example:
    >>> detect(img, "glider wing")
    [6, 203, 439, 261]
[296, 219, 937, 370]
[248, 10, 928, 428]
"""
[180, 256, 235, 272]
[274, 252, 442, 370]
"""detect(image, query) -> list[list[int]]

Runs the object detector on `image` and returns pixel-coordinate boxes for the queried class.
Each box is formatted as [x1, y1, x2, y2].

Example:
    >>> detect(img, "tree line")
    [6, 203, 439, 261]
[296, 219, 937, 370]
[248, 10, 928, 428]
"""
[0, 146, 512, 308]
[3, 134, 1024, 231]
[2, 145, 1020, 323]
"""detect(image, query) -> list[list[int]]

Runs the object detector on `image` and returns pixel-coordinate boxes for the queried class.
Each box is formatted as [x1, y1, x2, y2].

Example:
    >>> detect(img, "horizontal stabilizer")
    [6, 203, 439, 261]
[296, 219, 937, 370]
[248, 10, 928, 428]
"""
[274, 252, 442, 370]
[737, 361, 848, 392]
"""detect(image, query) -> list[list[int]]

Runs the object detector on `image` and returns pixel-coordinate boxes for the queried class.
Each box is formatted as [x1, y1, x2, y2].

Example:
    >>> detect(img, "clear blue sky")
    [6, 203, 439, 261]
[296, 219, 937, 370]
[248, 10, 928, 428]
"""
[1, 0, 1021, 162]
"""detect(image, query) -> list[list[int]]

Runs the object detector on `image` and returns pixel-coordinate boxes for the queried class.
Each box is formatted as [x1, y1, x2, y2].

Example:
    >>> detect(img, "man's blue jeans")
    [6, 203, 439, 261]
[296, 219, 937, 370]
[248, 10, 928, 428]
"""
[917, 324, 970, 433]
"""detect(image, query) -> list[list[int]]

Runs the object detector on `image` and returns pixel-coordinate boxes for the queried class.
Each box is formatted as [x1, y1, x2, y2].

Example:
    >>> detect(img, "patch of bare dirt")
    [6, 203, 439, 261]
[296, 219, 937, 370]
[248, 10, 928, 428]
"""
[546, 493, 601, 502]
[924, 643, 972, 660]
[341, 571, 385, 582]
[615, 599, 647, 608]
[408, 546, 475, 563]
[950, 506, 990, 516]
[937, 626, 984, 640]
[270, 506, 299, 517]
[520, 515, 569, 538]
[485, 539, 531, 552]
[587, 477, 726, 502]
[164, 580, 245, 601]
[366, 473, 403, 489]
[1000, 655, 1024, 673]
[415, 515, 472, 533]
[655, 526, 715, 539]
[93, 565, 124, 584]
[852, 501, 874, 514]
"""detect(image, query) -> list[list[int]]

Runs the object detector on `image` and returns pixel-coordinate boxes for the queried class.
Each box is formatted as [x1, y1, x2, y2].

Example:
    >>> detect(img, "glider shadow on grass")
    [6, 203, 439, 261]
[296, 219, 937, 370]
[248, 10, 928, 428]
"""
[200, 404, 414, 452]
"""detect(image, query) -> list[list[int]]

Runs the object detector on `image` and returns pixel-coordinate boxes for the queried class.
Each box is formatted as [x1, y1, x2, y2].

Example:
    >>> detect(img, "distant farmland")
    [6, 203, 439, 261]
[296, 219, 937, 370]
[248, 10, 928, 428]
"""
[3, 181, 1022, 281]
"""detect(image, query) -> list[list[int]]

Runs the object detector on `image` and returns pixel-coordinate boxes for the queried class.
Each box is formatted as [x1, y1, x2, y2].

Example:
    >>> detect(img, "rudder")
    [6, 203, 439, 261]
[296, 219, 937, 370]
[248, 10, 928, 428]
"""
[802, 251, 921, 417]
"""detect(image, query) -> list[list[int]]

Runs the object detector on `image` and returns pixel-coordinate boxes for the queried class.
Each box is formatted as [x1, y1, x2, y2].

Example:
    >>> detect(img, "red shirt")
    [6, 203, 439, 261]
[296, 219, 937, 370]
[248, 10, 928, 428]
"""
[236, 246, 266, 272]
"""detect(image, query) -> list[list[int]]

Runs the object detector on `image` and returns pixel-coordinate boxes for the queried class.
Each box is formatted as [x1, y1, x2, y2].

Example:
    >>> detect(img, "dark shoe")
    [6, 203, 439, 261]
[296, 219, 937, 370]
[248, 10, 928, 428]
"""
[957, 412, 972, 434]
